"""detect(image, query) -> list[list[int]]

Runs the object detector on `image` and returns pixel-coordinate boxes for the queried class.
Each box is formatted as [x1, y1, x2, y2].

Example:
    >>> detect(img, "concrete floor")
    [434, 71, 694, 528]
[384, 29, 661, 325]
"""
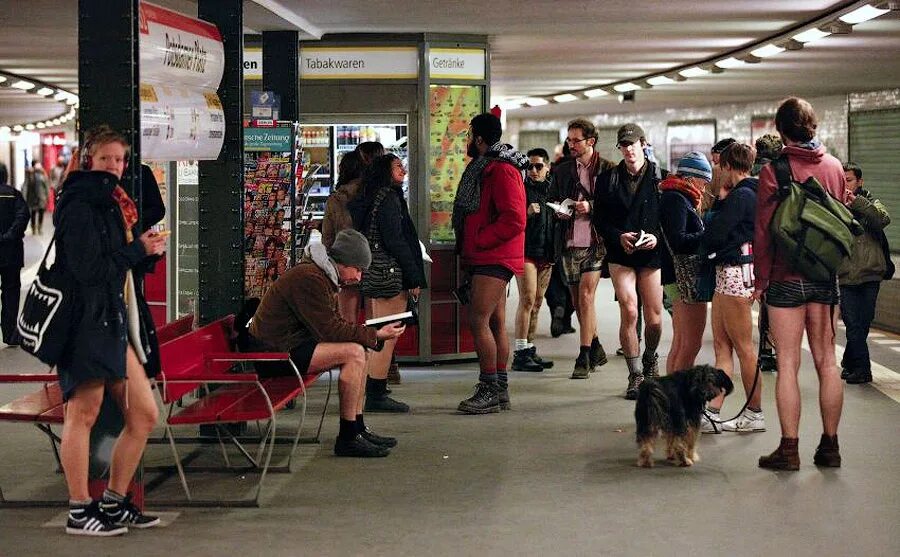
[1, 231, 899, 556]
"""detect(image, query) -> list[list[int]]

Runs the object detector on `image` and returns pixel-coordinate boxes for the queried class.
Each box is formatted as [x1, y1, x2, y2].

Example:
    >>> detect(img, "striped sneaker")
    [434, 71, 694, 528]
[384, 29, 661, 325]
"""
[100, 494, 161, 529]
[66, 501, 128, 536]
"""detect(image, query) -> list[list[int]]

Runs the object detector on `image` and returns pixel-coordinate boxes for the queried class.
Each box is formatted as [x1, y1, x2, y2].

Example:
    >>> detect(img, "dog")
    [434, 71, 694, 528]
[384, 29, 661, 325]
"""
[635, 365, 734, 468]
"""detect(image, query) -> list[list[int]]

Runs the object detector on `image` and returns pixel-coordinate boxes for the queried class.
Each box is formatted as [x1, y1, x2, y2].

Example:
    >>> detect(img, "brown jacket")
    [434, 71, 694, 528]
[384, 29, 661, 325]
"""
[249, 244, 378, 351]
[321, 179, 362, 249]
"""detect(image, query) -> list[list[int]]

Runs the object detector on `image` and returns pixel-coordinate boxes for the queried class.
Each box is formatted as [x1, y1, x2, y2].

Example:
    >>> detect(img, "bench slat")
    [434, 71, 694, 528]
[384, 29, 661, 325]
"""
[219, 377, 304, 422]
[167, 385, 256, 426]
[0, 383, 63, 422]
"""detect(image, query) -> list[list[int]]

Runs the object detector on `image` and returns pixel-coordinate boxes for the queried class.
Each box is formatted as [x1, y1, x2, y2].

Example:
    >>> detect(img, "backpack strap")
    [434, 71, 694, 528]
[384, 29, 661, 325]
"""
[772, 155, 793, 199]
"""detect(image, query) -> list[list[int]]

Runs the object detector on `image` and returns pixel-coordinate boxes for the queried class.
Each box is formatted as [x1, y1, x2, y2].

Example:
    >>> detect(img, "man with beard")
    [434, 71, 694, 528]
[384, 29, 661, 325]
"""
[249, 229, 406, 457]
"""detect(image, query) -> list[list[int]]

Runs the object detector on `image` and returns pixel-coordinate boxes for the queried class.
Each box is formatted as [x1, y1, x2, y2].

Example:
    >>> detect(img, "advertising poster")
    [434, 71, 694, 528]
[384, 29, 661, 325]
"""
[140, 83, 225, 161]
[428, 85, 482, 243]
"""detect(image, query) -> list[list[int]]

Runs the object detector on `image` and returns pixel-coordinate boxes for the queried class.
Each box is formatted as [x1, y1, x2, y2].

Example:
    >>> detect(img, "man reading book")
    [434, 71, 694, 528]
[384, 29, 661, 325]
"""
[249, 229, 406, 457]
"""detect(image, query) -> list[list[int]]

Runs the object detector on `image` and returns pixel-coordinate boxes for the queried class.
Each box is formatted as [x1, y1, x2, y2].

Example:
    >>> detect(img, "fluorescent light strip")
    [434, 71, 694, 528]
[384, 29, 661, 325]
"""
[646, 75, 675, 86]
[583, 88, 608, 98]
[11, 80, 35, 90]
[13, 125, 24, 132]
[36, 87, 54, 96]
[0, 76, 7, 84]
[679, 66, 709, 78]
[840, 4, 889, 24]
[25, 124, 35, 130]
[54, 91, 68, 100]
[751, 43, 785, 58]
[0, 126, 10, 133]
[793, 28, 831, 43]
[715, 57, 746, 69]
[523, 97, 549, 107]
[613, 82, 640, 92]
[553, 93, 578, 103]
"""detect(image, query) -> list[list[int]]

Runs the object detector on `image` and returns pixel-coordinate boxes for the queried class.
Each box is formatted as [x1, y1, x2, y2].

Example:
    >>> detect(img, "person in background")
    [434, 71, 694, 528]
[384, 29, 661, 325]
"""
[0, 162, 29, 347]
[658, 152, 712, 375]
[707, 138, 736, 213]
[754, 97, 847, 471]
[23, 161, 50, 235]
[452, 113, 527, 414]
[512, 148, 556, 372]
[702, 143, 764, 433]
[838, 162, 893, 385]
[550, 118, 615, 380]
[349, 154, 426, 413]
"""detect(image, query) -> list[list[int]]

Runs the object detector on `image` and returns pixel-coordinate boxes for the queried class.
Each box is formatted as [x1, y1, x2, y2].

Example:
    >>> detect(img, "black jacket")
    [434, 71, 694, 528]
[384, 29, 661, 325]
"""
[350, 186, 427, 291]
[54, 171, 160, 398]
[593, 161, 666, 268]
[550, 154, 615, 255]
[659, 189, 704, 255]
[0, 183, 29, 268]
[702, 177, 757, 265]
[524, 177, 557, 261]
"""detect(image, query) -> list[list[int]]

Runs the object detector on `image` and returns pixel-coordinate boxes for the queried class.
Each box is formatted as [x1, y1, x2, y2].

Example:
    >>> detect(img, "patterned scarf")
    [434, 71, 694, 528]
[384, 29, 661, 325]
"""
[111, 185, 139, 241]
[452, 142, 528, 242]
[660, 175, 704, 211]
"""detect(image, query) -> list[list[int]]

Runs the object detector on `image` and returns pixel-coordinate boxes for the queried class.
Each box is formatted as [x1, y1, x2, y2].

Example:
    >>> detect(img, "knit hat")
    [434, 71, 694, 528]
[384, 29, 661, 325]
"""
[676, 151, 713, 183]
[329, 229, 372, 270]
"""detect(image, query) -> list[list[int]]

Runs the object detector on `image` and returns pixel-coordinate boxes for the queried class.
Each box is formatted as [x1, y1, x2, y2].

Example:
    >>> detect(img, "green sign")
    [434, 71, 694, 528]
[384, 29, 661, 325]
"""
[244, 127, 293, 152]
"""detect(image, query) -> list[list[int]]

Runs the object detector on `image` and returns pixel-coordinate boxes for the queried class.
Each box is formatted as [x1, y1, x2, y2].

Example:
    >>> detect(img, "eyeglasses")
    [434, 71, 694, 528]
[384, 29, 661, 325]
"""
[566, 137, 588, 145]
[528, 163, 545, 171]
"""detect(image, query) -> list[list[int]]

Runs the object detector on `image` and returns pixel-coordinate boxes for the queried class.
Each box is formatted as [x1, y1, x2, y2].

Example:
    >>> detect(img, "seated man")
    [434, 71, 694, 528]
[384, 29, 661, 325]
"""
[249, 229, 406, 457]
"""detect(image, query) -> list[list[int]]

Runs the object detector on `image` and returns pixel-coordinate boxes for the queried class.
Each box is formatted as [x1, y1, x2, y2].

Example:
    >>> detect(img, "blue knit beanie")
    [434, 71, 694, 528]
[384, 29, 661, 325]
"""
[676, 151, 713, 183]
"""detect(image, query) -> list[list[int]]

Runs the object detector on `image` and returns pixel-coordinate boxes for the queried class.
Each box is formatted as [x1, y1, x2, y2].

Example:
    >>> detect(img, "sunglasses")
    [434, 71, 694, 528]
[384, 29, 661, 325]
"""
[528, 163, 546, 171]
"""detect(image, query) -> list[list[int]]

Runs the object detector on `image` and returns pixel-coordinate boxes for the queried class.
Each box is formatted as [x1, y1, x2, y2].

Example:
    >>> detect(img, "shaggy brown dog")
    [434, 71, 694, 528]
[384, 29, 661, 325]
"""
[635, 365, 733, 467]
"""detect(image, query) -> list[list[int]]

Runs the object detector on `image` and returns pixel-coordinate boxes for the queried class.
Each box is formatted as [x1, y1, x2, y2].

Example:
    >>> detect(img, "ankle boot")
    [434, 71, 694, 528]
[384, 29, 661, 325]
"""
[813, 434, 841, 467]
[365, 376, 409, 413]
[759, 437, 800, 471]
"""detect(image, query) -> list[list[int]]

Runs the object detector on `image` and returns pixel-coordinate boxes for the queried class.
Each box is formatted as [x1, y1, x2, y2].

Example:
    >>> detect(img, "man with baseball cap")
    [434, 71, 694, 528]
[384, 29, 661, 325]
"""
[594, 123, 668, 399]
[250, 229, 406, 457]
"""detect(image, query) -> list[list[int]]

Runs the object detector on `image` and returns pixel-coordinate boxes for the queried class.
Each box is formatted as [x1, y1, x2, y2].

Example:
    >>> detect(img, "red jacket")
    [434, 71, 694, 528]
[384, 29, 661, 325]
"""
[754, 145, 847, 290]
[460, 160, 526, 274]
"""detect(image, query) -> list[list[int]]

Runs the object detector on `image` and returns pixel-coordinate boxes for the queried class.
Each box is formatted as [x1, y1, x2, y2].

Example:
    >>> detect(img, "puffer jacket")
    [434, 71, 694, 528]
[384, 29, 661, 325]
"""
[839, 189, 893, 285]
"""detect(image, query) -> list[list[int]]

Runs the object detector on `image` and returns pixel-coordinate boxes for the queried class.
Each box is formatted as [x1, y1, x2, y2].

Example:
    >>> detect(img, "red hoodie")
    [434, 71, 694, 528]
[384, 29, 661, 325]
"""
[754, 145, 847, 290]
[460, 160, 526, 274]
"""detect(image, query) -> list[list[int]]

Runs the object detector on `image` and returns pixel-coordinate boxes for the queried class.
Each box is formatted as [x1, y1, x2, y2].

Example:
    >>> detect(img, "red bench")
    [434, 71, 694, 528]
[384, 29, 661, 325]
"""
[155, 315, 333, 506]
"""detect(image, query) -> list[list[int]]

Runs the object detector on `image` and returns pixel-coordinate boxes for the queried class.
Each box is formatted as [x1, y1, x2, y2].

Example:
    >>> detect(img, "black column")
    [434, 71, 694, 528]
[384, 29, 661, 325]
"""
[78, 0, 142, 209]
[262, 31, 300, 121]
[197, 0, 244, 323]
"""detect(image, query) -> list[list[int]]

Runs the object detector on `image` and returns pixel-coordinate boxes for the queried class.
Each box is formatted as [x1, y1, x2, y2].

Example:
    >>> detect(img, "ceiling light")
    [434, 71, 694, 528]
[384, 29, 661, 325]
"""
[0, 76, 6, 84]
[582, 88, 609, 98]
[54, 91, 68, 100]
[553, 93, 578, 103]
[52, 118, 61, 125]
[65, 96, 78, 105]
[36, 87, 54, 96]
[793, 28, 831, 43]
[841, 4, 889, 23]
[0, 126, 10, 134]
[646, 75, 675, 86]
[11, 80, 35, 90]
[679, 66, 709, 78]
[751, 44, 785, 58]
[715, 57, 746, 69]
[523, 97, 549, 107]
[613, 82, 640, 92]
[25, 124, 35, 130]
[36, 122, 46, 129]
[13, 125, 24, 132]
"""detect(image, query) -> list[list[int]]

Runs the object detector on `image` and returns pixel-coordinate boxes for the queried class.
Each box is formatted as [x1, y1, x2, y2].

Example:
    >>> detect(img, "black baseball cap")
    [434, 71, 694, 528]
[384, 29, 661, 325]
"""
[616, 123, 645, 146]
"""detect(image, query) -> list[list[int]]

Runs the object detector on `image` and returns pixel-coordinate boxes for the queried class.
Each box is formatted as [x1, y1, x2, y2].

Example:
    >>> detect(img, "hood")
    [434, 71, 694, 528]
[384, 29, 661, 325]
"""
[304, 240, 340, 287]
[54, 170, 119, 223]
[782, 144, 826, 163]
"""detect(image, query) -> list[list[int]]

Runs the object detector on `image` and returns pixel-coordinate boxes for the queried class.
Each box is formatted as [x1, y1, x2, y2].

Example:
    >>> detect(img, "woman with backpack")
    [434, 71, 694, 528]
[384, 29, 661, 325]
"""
[753, 97, 847, 471]
[349, 154, 426, 413]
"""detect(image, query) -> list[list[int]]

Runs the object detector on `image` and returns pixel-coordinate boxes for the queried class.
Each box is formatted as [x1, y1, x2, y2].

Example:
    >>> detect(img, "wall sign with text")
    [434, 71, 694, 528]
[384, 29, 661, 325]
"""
[429, 48, 486, 80]
[300, 47, 418, 80]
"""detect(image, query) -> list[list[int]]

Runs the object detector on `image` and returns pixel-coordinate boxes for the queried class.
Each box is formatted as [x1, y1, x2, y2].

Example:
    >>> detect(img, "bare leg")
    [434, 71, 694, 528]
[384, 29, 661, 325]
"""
[491, 290, 509, 370]
[469, 274, 508, 373]
[768, 305, 807, 438]
[710, 294, 734, 409]
[609, 265, 639, 356]
[806, 303, 843, 436]
[572, 271, 601, 347]
[307, 343, 367, 420]
[514, 262, 538, 342]
[720, 294, 761, 408]
[60, 380, 105, 501]
[528, 264, 554, 343]
[364, 292, 408, 381]
[636, 268, 663, 357]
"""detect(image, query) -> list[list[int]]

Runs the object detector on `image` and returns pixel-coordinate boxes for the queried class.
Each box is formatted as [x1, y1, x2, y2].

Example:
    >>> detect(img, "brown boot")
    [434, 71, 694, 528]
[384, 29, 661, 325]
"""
[813, 434, 841, 467]
[387, 360, 402, 385]
[759, 437, 800, 471]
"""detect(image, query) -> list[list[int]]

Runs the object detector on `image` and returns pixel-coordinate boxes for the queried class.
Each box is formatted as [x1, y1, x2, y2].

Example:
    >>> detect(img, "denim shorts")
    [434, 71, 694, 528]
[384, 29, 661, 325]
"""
[766, 280, 839, 308]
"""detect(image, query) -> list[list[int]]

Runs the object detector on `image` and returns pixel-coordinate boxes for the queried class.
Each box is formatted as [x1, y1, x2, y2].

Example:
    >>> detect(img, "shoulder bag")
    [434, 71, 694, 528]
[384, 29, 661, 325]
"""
[358, 188, 404, 299]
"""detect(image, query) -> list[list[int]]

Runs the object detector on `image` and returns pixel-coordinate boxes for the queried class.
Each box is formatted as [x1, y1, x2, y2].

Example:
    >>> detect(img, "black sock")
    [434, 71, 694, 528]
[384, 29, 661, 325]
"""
[367, 376, 387, 396]
[497, 371, 508, 389]
[479, 372, 498, 384]
[580, 345, 591, 355]
[591, 337, 600, 349]
[356, 414, 366, 432]
[339, 418, 357, 440]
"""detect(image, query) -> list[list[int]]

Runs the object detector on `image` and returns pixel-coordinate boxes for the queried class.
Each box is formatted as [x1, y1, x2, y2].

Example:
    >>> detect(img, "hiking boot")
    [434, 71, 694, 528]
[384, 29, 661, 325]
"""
[615, 347, 625, 357]
[590, 340, 608, 369]
[840, 367, 851, 380]
[457, 382, 500, 414]
[512, 348, 544, 372]
[720, 408, 766, 432]
[570, 353, 591, 379]
[813, 434, 841, 467]
[497, 384, 511, 411]
[365, 394, 410, 413]
[700, 411, 722, 434]
[387, 361, 402, 384]
[845, 369, 872, 384]
[361, 427, 398, 448]
[642, 353, 660, 378]
[758, 437, 800, 471]
[334, 434, 390, 457]
[624, 372, 643, 400]
[100, 493, 160, 529]
[66, 501, 128, 537]
[759, 349, 777, 373]
[528, 346, 554, 369]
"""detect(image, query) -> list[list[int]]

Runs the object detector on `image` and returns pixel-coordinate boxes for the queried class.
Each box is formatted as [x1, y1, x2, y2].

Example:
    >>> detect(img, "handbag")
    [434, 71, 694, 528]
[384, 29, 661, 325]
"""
[406, 294, 420, 326]
[13, 235, 74, 366]
[358, 188, 404, 299]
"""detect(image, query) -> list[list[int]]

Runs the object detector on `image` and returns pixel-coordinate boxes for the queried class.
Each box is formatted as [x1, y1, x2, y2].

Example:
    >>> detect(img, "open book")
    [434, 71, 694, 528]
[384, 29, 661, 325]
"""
[634, 230, 654, 248]
[546, 198, 577, 216]
[365, 311, 415, 327]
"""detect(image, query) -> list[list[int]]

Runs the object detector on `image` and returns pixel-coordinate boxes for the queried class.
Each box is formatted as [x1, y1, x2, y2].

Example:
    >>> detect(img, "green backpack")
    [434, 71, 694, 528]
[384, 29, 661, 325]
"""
[770, 155, 863, 282]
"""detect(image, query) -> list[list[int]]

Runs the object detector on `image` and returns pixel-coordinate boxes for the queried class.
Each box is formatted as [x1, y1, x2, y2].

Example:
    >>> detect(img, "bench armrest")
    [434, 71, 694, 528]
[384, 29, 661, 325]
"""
[0, 374, 58, 383]
[204, 351, 292, 361]
[158, 372, 260, 383]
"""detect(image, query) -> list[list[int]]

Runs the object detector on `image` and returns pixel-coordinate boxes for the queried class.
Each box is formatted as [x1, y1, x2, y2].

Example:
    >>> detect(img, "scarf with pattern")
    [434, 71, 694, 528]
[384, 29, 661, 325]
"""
[111, 185, 139, 241]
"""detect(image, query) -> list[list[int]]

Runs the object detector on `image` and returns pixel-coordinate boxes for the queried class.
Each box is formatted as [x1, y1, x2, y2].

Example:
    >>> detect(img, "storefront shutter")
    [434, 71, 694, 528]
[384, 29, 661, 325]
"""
[849, 108, 900, 251]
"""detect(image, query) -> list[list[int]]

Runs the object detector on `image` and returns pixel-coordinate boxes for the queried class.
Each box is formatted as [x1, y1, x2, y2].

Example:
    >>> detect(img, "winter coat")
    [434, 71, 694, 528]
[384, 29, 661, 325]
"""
[593, 160, 666, 269]
[839, 189, 893, 286]
[659, 188, 704, 256]
[550, 153, 615, 255]
[321, 178, 362, 249]
[0, 183, 29, 268]
[524, 177, 557, 262]
[350, 186, 427, 291]
[459, 160, 526, 274]
[702, 177, 758, 265]
[24, 170, 50, 211]
[54, 171, 160, 400]
[754, 145, 847, 290]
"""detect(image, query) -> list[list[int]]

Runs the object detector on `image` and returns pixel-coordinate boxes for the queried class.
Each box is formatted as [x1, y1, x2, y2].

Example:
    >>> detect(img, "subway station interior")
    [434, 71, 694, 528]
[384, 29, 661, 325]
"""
[1, 1, 899, 555]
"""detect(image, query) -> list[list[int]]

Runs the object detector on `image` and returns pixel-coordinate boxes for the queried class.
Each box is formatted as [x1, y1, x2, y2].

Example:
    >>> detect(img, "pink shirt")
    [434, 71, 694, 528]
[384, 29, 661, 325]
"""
[569, 158, 594, 248]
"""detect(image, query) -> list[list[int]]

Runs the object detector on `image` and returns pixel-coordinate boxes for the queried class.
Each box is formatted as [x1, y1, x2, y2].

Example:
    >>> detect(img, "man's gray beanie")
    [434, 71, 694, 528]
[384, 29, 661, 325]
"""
[329, 229, 372, 270]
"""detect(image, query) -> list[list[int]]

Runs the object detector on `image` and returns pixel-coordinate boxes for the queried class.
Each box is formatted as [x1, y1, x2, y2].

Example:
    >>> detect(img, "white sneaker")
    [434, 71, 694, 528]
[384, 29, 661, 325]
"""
[700, 411, 722, 434]
[720, 409, 766, 432]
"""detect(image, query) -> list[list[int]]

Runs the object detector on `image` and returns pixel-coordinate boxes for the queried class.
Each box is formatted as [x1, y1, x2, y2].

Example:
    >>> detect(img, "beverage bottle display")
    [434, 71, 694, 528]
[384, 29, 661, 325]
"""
[351, 126, 359, 144]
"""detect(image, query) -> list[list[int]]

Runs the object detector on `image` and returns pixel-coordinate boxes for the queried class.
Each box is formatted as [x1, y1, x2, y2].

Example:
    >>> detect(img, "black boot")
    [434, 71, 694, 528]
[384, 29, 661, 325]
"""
[528, 346, 554, 369]
[365, 376, 410, 413]
[550, 307, 567, 338]
[512, 348, 543, 372]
